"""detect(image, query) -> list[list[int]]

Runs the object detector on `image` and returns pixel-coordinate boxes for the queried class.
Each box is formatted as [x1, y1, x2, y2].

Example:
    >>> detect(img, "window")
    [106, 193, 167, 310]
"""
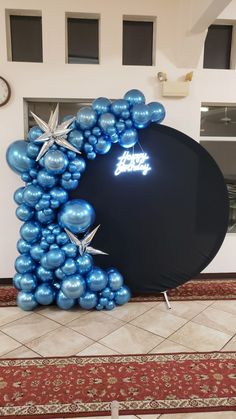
[67, 17, 99, 64]
[203, 24, 232, 69]
[200, 105, 236, 137]
[123, 20, 154, 65]
[9, 14, 42, 62]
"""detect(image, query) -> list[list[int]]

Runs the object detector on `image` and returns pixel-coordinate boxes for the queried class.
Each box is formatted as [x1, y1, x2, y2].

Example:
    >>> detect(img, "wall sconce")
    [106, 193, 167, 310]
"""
[157, 72, 193, 97]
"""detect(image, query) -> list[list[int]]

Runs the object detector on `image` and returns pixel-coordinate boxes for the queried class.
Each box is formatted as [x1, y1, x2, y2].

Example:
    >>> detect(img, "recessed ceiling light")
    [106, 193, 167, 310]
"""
[201, 106, 209, 112]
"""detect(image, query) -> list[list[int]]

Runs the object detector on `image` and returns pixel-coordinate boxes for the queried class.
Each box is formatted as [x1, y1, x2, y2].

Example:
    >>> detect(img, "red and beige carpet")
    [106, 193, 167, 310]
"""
[0, 352, 235, 418]
[1, 278, 236, 307]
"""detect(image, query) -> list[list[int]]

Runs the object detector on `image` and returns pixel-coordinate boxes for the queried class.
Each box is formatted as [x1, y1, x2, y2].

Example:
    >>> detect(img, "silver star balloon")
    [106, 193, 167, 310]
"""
[64, 225, 108, 257]
[31, 104, 81, 161]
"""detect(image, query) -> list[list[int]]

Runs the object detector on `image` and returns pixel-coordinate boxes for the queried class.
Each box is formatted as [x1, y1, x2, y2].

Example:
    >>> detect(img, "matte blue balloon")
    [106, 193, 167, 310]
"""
[60, 178, 78, 191]
[68, 129, 84, 151]
[15, 255, 35, 274]
[20, 273, 37, 292]
[58, 199, 95, 234]
[86, 267, 108, 292]
[98, 113, 116, 134]
[92, 97, 111, 115]
[43, 249, 66, 270]
[35, 284, 55, 305]
[61, 258, 77, 275]
[61, 243, 77, 258]
[37, 169, 57, 188]
[16, 204, 34, 221]
[94, 137, 111, 155]
[56, 290, 76, 310]
[23, 184, 43, 207]
[76, 107, 97, 130]
[20, 221, 41, 244]
[13, 273, 22, 290]
[27, 126, 43, 142]
[148, 101, 166, 123]
[114, 286, 131, 305]
[17, 239, 31, 254]
[14, 187, 25, 205]
[131, 104, 150, 128]
[17, 291, 38, 311]
[69, 157, 86, 173]
[76, 253, 93, 275]
[124, 89, 145, 106]
[36, 266, 54, 282]
[6, 140, 35, 174]
[36, 209, 55, 224]
[30, 244, 45, 261]
[111, 99, 129, 116]
[62, 274, 85, 299]
[26, 143, 40, 158]
[56, 232, 69, 246]
[44, 150, 69, 175]
[107, 268, 124, 291]
[119, 128, 138, 149]
[79, 291, 98, 310]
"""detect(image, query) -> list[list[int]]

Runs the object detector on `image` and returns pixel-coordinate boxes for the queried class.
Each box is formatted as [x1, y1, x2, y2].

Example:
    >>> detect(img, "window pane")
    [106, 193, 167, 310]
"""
[203, 25, 232, 69]
[123, 20, 153, 65]
[67, 18, 99, 64]
[10, 15, 42, 62]
[200, 105, 236, 137]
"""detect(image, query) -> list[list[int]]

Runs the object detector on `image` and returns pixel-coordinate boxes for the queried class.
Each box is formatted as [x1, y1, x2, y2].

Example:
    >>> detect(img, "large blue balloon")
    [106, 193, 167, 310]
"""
[17, 291, 38, 311]
[86, 267, 108, 291]
[62, 274, 85, 299]
[68, 129, 84, 151]
[107, 268, 124, 291]
[37, 169, 57, 188]
[119, 128, 138, 148]
[35, 284, 55, 305]
[124, 89, 145, 106]
[148, 102, 166, 123]
[76, 253, 93, 274]
[6, 140, 35, 174]
[20, 273, 37, 292]
[58, 199, 95, 234]
[131, 104, 150, 128]
[15, 254, 35, 274]
[41, 249, 65, 270]
[79, 291, 98, 309]
[92, 97, 111, 115]
[111, 99, 129, 116]
[20, 221, 41, 243]
[76, 107, 97, 130]
[98, 113, 116, 134]
[56, 290, 76, 309]
[23, 184, 43, 207]
[16, 204, 34, 221]
[115, 286, 131, 305]
[44, 150, 69, 175]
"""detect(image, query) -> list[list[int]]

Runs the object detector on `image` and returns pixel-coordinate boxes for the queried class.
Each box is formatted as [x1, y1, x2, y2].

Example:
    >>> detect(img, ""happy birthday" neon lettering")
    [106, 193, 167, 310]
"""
[114, 151, 151, 176]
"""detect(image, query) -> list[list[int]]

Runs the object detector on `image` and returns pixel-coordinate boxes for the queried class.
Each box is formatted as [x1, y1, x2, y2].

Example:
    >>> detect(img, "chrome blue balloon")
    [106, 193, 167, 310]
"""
[119, 128, 138, 149]
[36, 209, 55, 224]
[79, 291, 98, 310]
[131, 104, 151, 128]
[87, 151, 97, 160]
[36, 266, 54, 282]
[61, 115, 76, 129]
[62, 274, 85, 299]
[16, 204, 34, 221]
[6, 140, 35, 174]
[148, 102, 166, 123]
[94, 137, 111, 155]
[42, 249, 66, 270]
[60, 178, 78, 191]
[56, 290, 76, 310]
[124, 89, 145, 106]
[114, 286, 131, 305]
[44, 150, 69, 175]
[55, 268, 66, 280]
[101, 287, 112, 299]
[13, 273, 22, 290]
[92, 97, 111, 115]
[20, 273, 37, 292]
[17, 239, 31, 254]
[15, 255, 35, 274]
[70, 157, 86, 173]
[105, 300, 115, 310]
[98, 113, 116, 134]
[76, 253, 93, 275]
[26, 143, 40, 158]
[84, 143, 93, 153]
[61, 243, 77, 258]
[111, 99, 129, 116]
[27, 126, 43, 142]
[17, 291, 38, 311]
[23, 184, 43, 207]
[76, 107, 97, 130]
[35, 284, 55, 305]
[20, 221, 41, 244]
[86, 267, 108, 292]
[58, 199, 95, 234]
[92, 126, 102, 137]
[14, 187, 25, 205]
[68, 129, 84, 151]
[61, 258, 77, 275]
[30, 244, 45, 261]
[107, 268, 124, 291]
[56, 232, 69, 246]
[88, 135, 97, 146]
[37, 169, 57, 188]
[99, 297, 108, 307]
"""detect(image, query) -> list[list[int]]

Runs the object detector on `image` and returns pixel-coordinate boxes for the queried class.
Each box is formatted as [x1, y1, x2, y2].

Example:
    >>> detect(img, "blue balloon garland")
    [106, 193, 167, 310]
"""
[6, 89, 165, 311]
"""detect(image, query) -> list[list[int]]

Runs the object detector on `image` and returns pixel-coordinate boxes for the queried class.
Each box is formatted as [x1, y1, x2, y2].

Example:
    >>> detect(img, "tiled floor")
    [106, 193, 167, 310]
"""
[1, 298, 236, 419]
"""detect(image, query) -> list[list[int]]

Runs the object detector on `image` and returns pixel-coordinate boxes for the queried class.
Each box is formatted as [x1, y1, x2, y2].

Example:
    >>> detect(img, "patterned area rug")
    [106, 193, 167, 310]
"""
[0, 352, 235, 418]
[1, 278, 236, 307]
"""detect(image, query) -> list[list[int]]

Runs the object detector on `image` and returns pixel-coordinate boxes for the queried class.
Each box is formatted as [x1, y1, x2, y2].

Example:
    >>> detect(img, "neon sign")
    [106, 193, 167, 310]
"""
[114, 151, 151, 176]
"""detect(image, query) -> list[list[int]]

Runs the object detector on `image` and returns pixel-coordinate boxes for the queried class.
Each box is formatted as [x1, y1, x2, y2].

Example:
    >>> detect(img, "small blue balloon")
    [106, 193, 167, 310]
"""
[6, 140, 35, 174]
[60, 178, 79, 191]
[35, 284, 55, 305]
[56, 290, 76, 310]
[43, 249, 66, 270]
[124, 89, 145, 106]
[76, 253, 93, 275]
[119, 128, 138, 149]
[70, 157, 86, 173]
[88, 135, 97, 146]
[98, 113, 116, 134]
[17, 291, 38, 311]
[36, 209, 55, 225]
[87, 151, 97, 160]
[55, 268, 66, 280]
[23, 184, 43, 207]
[58, 199, 95, 234]
[61, 258, 77, 275]
[37, 169, 57, 189]
[27, 126, 43, 142]
[101, 287, 111, 299]
[84, 143, 94, 153]
[92, 97, 111, 115]
[99, 297, 108, 307]
[20, 273, 37, 292]
[14, 187, 25, 205]
[105, 300, 115, 310]
[86, 267, 108, 292]
[16, 204, 34, 221]
[92, 126, 102, 137]
[115, 286, 131, 305]
[17, 239, 31, 254]
[61, 243, 77, 258]
[62, 274, 85, 299]
[15, 254, 35, 274]
[131, 104, 150, 128]
[94, 137, 111, 155]
[68, 129, 84, 151]
[96, 303, 103, 311]
[76, 107, 97, 130]
[44, 150, 69, 175]
[36, 266, 54, 282]
[148, 102, 166, 123]
[20, 221, 41, 244]
[107, 268, 124, 291]
[13, 273, 22, 290]
[26, 143, 40, 158]
[30, 244, 45, 261]
[111, 99, 129, 116]
[79, 291, 98, 310]
[56, 232, 69, 246]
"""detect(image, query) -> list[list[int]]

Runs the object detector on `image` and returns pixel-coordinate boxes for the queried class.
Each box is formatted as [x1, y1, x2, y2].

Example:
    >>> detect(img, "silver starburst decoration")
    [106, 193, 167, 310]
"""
[65, 225, 108, 256]
[31, 104, 81, 161]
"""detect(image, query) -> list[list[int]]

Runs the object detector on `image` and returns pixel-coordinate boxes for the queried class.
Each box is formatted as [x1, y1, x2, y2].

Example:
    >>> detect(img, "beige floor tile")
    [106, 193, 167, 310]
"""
[156, 301, 206, 320]
[0, 331, 21, 356]
[68, 311, 124, 341]
[0, 306, 31, 327]
[137, 415, 161, 419]
[211, 300, 236, 316]
[131, 307, 187, 338]
[193, 306, 236, 336]
[26, 326, 93, 356]
[1, 313, 60, 344]
[78, 342, 119, 356]
[99, 323, 163, 354]
[193, 300, 215, 306]
[222, 335, 236, 351]
[170, 321, 232, 351]
[104, 302, 158, 322]
[161, 411, 236, 418]
[149, 339, 195, 354]
[75, 417, 138, 419]
[37, 305, 88, 325]
[1, 345, 40, 358]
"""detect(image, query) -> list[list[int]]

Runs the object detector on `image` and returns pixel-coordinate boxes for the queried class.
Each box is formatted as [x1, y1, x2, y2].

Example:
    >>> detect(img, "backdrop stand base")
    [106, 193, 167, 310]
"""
[161, 290, 171, 309]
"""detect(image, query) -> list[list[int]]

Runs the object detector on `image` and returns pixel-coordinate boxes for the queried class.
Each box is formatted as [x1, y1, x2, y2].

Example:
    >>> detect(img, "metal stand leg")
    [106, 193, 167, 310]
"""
[161, 290, 171, 309]
[111, 401, 119, 419]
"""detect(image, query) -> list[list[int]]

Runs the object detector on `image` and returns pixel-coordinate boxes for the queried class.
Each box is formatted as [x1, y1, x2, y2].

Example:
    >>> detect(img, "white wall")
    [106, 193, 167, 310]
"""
[0, 0, 236, 277]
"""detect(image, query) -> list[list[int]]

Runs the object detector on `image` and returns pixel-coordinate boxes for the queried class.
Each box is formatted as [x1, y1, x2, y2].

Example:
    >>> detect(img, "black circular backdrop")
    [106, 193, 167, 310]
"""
[70, 124, 229, 294]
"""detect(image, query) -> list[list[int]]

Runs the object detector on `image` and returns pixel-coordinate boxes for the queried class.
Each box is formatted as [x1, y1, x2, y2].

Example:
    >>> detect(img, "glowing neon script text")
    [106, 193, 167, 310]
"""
[114, 151, 151, 176]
